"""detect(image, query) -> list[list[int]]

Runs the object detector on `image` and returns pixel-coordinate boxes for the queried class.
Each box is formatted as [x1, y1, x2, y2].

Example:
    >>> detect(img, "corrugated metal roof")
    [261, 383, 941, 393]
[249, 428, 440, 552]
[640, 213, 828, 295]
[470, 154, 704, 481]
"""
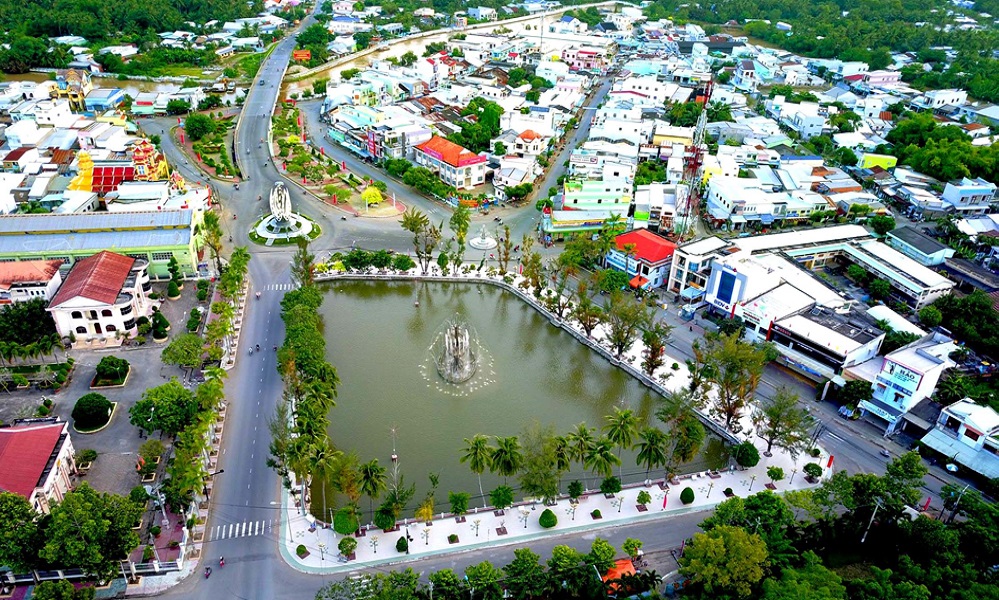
[0, 228, 191, 255]
[0, 210, 192, 235]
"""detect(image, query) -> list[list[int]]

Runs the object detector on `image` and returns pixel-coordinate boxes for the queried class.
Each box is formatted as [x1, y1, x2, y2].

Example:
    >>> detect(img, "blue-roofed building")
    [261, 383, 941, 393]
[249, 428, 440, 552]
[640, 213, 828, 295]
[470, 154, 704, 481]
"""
[549, 15, 586, 34]
[84, 88, 125, 113]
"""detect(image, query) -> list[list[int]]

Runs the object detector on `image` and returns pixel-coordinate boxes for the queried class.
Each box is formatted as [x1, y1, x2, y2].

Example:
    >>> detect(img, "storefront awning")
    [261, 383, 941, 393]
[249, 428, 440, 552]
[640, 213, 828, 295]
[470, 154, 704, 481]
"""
[680, 286, 705, 299]
[629, 275, 649, 289]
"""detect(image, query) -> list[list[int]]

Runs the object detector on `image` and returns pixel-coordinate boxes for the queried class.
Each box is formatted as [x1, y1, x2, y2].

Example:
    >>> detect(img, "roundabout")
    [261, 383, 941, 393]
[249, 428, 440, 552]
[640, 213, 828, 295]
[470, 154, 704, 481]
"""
[250, 181, 321, 245]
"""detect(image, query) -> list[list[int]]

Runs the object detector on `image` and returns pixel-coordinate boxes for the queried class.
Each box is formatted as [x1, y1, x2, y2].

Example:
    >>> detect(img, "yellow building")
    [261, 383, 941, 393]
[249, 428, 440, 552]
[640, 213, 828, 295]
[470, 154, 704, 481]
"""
[858, 153, 898, 170]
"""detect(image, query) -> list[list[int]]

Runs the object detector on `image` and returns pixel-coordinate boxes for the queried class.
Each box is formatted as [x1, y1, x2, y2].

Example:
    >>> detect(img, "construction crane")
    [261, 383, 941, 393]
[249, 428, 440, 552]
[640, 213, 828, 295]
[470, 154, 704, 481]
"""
[673, 79, 712, 242]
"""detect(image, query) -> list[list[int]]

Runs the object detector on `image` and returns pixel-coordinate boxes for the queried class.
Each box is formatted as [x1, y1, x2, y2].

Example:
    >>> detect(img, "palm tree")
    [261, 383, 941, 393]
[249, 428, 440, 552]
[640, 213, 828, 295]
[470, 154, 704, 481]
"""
[400, 208, 430, 256]
[622, 242, 638, 280]
[635, 427, 669, 483]
[489, 436, 523, 484]
[567, 423, 595, 488]
[584, 435, 621, 485]
[460, 434, 493, 508]
[286, 435, 314, 503]
[308, 438, 342, 526]
[358, 459, 387, 525]
[553, 435, 572, 493]
[604, 407, 638, 481]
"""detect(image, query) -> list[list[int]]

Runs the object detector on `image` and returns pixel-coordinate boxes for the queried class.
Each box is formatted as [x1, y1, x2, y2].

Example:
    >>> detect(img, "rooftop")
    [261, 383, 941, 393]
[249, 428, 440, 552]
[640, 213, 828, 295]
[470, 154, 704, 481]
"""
[889, 226, 950, 256]
[0, 421, 66, 498]
[776, 306, 884, 356]
[0, 260, 63, 290]
[613, 229, 676, 263]
[0, 210, 192, 235]
[49, 250, 135, 307]
[416, 135, 480, 167]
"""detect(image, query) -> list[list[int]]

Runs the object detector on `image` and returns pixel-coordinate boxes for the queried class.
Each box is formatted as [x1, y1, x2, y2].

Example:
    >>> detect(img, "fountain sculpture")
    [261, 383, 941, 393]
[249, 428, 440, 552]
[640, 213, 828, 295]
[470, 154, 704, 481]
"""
[253, 182, 313, 242]
[433, 316, 478, 384]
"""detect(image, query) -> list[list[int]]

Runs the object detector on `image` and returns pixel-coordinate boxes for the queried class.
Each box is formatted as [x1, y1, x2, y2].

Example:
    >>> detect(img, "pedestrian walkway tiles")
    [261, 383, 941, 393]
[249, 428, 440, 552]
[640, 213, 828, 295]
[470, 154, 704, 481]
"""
[209, 519, 275, 541]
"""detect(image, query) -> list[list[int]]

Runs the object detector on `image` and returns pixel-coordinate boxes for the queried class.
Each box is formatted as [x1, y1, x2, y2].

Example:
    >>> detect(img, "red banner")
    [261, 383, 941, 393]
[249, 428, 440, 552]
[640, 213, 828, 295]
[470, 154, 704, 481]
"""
[292, 49, 312, 62]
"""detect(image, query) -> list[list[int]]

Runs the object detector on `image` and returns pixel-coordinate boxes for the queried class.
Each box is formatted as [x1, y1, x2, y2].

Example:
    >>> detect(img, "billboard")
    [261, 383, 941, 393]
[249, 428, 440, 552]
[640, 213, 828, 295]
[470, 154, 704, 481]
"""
[292, 50, 312, 62]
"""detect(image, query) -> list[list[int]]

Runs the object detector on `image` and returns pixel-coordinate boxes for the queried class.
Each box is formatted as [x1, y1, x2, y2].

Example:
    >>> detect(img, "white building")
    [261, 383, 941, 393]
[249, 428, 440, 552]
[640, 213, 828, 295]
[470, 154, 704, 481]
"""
[0, 260, 64, 304]
[941, 177, 997, 215]
[851, 332, 957, 434]
[921, 400, 999, 479]
[47, 250, 152, 344]
[0, 419, 77, 514]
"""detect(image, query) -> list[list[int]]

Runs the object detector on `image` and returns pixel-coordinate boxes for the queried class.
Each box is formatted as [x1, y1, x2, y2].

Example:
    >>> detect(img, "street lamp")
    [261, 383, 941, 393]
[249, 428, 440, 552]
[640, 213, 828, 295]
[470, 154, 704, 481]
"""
[202, 469, 225, 496]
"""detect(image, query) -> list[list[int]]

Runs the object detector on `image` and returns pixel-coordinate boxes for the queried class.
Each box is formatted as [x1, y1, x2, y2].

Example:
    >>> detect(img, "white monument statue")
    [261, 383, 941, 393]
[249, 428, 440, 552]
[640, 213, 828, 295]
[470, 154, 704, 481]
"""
[269, 182, 293, 223]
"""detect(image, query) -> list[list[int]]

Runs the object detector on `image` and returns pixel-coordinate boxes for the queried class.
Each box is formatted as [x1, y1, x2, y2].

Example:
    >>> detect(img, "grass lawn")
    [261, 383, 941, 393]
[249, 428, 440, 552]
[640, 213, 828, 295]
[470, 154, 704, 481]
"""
[155, 65, 209, 78]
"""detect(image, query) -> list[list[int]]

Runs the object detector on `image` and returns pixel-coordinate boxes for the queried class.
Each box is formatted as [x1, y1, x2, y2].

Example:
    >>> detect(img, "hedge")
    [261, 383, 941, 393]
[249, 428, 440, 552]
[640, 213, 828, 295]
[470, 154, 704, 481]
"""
[539, 508, 557, 529]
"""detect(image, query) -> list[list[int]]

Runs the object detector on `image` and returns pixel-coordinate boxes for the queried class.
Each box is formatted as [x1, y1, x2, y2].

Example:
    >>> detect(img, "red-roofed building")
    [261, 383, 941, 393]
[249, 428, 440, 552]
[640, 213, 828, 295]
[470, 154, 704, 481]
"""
[605, 229, 677, 289]
[413, 135, 487, 190]
[0, 419, 76, 513]
[0, 260, 64, 305]
[48, 251, 152, 344]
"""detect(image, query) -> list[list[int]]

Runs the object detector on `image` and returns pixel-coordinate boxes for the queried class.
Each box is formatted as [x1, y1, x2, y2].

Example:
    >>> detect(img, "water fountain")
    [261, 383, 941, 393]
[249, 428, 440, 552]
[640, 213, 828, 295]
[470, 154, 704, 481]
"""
[253, 182, 314, 243]
[468, 225, 497, 251]
[433, 316, 478, 384]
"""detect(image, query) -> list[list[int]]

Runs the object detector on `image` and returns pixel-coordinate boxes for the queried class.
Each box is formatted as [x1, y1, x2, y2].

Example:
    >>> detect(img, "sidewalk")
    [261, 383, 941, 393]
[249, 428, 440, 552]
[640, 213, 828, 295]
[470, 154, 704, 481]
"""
[279, 452, 824, 574]
[274, 267, 829, 573]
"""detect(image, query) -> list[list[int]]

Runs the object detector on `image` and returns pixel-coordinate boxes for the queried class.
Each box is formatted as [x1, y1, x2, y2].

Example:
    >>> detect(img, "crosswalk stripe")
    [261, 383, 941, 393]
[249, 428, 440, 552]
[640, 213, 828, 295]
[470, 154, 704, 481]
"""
[228, 523, 234, 538]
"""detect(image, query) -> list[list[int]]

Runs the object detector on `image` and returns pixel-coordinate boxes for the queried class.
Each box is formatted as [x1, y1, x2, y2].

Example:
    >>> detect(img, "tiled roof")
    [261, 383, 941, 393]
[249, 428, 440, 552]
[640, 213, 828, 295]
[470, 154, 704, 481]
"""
[0, 422, 65, 498]
[614, 229, 677, 263]
[518, 129, 541, 141]
[0, 260, 63, 290]
[49, 250, 134, 307]
[416, 135, 476, 167]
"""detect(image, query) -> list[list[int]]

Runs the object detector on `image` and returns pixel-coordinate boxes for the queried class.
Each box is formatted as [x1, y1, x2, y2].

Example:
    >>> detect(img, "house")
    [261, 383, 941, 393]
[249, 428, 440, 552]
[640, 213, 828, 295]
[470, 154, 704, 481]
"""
[84, 88, 126, 112]
[97, 45, 139, 60]
[550, 15, 586, 34]
[768, 306, 885, 382]
[887, 227, 956, 266]
[0, 419, 77, 513]
[327, 15, 373, 34]
[941, 177, 997, 215]
[849, 332, 956, 435]
[561, 46, 610, 73]
[733, 60, 758, 91]
[911, 89, 968, 111]
[604, 229, 677, 289]
[468, 7, 497, 20]
[47, 250, 152, 344]
[921, 400, 999, 479]
[413, 136, 486, 190]
[0, 260, 64, 304]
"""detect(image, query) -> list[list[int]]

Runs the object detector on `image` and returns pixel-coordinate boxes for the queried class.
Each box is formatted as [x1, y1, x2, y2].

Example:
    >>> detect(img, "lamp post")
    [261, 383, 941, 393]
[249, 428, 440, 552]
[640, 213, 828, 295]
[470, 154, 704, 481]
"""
[202, 469, 225, 496]
[749, 475, 757, 491]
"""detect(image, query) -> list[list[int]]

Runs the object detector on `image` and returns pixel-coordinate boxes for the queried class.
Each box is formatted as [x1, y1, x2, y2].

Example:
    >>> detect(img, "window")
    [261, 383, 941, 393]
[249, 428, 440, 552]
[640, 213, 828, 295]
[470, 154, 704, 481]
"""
[101, 309, 113, 318]
[71, 311, 83, 319]
[123, 318, 135, 330]
[151, 252, 173, 261]
[75, 326, 86, 334]
[964, 429, 981, 442]
[106, 324, 116, 332]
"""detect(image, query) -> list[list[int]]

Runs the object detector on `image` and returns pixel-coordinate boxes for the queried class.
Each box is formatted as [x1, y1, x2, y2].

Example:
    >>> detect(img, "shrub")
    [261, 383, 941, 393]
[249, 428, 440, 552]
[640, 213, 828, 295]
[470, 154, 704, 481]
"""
[539, 508, 558, 529]
[338, 536, 357, 557]
[724, 487, 734, 496]
[636, 490, 652, 506]
[568, 480, 583, 501]
[42, 397, 53, 408]
[623, 538, 643, 559]
[733, 441, 761, 467]
[36, 405, 50, 416]
[197, 289, 209, 302]
[767, 466, 785, 483]
[448, 533, 459, 543]
[167, 280, 181, 298]
[77, 448, 98, 463]
[142, 546, 154, 562]
[599, 476, 622, 495]
[296, 544, 308, 557]
[803, 463, 823, 480]
[680, 487, 695, 505]
[392, 254, 416, 271]
[150, 525, 161, 536]
[333, 507, 359, 535]
[591, 509, 602, 519]
[374, 506, 396, 531]
[810, 447, 821, 458]
[72, 392, 113, 430]
[95, 356, 129, 382]
[197, 280, 209, 292]
[396, 536, 409, 553]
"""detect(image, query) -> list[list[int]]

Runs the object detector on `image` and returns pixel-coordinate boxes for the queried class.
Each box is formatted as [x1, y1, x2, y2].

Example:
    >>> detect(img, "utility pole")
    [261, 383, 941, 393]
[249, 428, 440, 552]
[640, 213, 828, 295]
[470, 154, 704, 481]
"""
[860, 500, 883, 543]
[947, 484, 971, 523]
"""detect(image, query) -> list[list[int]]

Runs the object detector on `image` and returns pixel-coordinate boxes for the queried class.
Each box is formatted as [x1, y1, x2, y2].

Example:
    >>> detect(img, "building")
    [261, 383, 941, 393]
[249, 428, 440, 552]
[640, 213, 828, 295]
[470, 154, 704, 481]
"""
[0, 260, 64, 304]
[920, 400, 999, 479]
[0, 419, 76, 513]
[413, 136, 486, 190]
[84, 88, 126, 112]
[941, 177, 997, 215]
[768, 307, 885, 382]
[561, 46, 610, 73]
[0, 210, 203, 278]
[887, 227, 955, 266]
[604, 229, 677, 289]
[849, 332, 956, 435]
[911, 89, 968, 111]
[47, 250, 152, 343]
[468, 7, 497, 20]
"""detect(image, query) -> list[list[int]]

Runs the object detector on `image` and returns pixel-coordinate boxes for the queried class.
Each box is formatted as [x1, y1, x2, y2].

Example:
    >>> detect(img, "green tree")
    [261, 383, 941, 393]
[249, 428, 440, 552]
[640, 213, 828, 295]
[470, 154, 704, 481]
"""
[846, 264, 868, 283]
[657, 390, 707, 474]
[184, 113, 214, 141]
[918, 305, 942, 328]
[868, 215, 896, 237]
[761, 551, 846, 599]
[0, 492, 42, 571]
[604, 407, 638, 480]
[489, 485, 514, 510]
[696, 333, 774, 432]
[635, 426, 669, 481]
[128, 378, 198, 436]
[490, 436, 523, 483]
[752, 387, 812, 458]
[680, 525, 768, 599]
[460, 434, 493, 507]
[464, 561, 504, 600]
[429, 569, 468, 600]
[160, 333, 205, 368]
[604, 291, 650, 359]
[518, 422, 561, 503]
[869, 278, 891, 300]
[290, 238, 316, 287]
[40, 484, 142, 580]
[584, 435, 621, 484]
[587, 537, 617, 574]
[30, 581, 96, 600]
[504, 548, 547, 600]
[641, 320, 672, 377]
[71, 392, 113, 430]
[449, 204, 471, 266]
[358, 459, 388, 524]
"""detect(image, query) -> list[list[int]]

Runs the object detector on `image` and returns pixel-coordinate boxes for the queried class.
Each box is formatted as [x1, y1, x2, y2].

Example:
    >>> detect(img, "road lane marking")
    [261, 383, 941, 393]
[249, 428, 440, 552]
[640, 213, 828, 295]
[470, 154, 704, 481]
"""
[228, 524, 234, 538]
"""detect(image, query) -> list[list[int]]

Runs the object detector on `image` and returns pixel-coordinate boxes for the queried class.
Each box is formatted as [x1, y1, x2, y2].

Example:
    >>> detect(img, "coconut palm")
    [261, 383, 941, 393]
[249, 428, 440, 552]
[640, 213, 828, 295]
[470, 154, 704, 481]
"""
[460, 434, 493, 508]
[308, 438, 342, 526]
[634, 427, 669, 482]
[358, 459, 387, 524]
[286, 435, 314, 502]
[604, 407, 638, 480]
[553, 435, 572, 492]
[567, 423, 595, 488]
[584, 435, 621, 484]
[489, 436, 523, 484]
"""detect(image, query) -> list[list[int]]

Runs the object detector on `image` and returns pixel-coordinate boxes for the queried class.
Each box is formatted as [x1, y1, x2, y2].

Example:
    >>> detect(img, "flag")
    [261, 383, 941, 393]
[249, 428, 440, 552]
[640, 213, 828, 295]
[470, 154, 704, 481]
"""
[177, 117, 181, 124]
[827, 455, 834, 468]
[179, 132, 185, 144]
[341, 160, 346, 171]
[923, 497, 931, 511]
[320, 148, 325, 155]
[662, 493, 668, 509]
